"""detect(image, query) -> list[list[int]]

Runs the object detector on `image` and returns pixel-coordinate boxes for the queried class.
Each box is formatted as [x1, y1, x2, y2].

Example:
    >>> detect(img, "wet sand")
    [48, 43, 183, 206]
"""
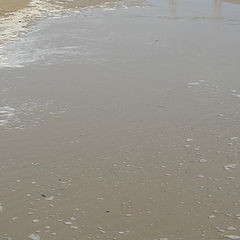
[0, 0, 119, 16]
[0, 0, 240, 240]
[0, 0, 30, 16]
[0, 0, 145, 45]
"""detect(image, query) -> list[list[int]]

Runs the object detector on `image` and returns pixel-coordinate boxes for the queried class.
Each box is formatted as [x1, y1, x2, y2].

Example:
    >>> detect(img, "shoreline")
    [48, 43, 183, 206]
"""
[0, 0, 146, 47]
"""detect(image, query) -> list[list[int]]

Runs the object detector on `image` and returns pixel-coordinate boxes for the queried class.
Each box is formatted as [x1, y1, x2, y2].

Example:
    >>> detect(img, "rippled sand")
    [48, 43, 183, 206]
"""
[0, 0, 240, 240]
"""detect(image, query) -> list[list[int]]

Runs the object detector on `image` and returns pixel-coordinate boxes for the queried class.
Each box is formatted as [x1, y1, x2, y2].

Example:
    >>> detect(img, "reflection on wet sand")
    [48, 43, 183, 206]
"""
[214, 0, 222, 17]
[168, 0, 240, 19]
[222, 0, 240, 4]
[214, 0, 240, 17]
[169, 0, 178, 16]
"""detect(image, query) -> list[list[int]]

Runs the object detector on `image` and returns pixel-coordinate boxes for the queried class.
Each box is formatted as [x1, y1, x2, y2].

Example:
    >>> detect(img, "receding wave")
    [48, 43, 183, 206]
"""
[0, 0, 146, 46]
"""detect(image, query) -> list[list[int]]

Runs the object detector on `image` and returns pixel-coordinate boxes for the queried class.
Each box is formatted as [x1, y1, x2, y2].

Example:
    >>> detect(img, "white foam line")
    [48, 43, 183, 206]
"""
[0, 0, 63, 44]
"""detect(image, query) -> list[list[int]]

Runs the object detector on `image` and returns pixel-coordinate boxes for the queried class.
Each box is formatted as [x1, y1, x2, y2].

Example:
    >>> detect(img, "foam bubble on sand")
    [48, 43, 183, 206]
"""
[232, 94, 240, 98]
[224, 235, 240, 240]
[224, 164, 238, 171]
[64, 221, 72, 225]
[187, 82, 200, 86]
[32, 219, 39, 223]
[28, 234, 40, 240]
[44, 196, 54, 201]
[70, 226, 78, 230]
[199, 159, 207, 163]
[0, 106, 16, 126]
[226, 226, 236, 231]
[102, 7, 117, 11]
[0, 100, 66, 130]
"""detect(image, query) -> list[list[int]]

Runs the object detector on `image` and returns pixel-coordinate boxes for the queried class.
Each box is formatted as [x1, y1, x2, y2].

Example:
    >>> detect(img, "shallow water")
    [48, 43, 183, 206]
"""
[0, 0, 146, 45]
[0, 0, 240, 240]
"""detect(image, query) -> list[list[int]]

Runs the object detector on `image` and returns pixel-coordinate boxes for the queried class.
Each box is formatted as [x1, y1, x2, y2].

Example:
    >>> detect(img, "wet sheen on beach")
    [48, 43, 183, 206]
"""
[0, 0, 240, 240]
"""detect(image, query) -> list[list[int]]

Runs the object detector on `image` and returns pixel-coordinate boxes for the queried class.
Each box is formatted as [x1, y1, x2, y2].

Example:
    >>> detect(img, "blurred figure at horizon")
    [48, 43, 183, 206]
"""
[214, 0, 240, 18]
[169, 0, 178, 16]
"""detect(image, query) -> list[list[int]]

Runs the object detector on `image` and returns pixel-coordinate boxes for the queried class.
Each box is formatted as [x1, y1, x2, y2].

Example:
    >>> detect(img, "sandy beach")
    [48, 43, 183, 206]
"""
[0, 0, 119, 16]
[0, 0, 240, 240]
[0, 0, 31, 16]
